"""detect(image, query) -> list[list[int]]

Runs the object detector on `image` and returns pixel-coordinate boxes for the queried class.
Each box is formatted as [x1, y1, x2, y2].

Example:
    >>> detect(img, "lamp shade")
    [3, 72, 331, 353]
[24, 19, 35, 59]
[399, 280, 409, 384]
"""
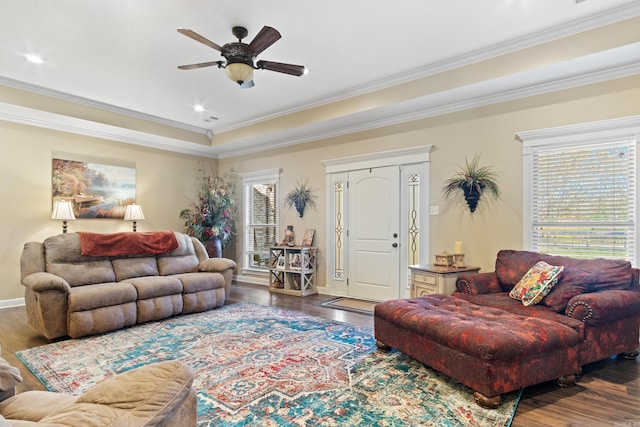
[225, 62, 254, 85]
[124, 204, 145, 221]
[50, 200, 76, 220]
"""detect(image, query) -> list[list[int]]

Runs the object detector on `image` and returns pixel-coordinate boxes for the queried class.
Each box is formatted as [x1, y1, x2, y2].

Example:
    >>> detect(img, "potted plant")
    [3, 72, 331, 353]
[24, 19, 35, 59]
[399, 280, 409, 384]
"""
[180, 168, 238, 257]
[285, 180, 317, 218]
[442, 155, 500, 213]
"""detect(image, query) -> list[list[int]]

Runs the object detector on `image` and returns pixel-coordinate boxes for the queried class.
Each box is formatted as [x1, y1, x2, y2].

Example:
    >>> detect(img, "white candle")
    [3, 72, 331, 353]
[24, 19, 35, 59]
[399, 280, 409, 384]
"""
[455, 241, 463, 254]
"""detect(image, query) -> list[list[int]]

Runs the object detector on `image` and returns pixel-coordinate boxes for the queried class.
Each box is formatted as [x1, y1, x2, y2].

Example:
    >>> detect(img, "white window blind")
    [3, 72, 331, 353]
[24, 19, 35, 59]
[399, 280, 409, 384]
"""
[241, 169, 280, 271]
[531, 140, 636, 261]
[247, 183, 277, 254]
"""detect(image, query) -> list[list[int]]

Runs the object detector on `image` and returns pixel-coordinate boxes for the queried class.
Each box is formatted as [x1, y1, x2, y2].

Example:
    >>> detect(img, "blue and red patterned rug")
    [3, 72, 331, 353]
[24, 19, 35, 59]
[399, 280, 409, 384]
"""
[16, 303, 520, 426]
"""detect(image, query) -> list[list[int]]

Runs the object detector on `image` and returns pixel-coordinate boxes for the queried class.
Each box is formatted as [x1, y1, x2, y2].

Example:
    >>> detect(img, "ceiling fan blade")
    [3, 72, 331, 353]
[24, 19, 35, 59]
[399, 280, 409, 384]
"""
[178, 61, 224, 70]
[248, 26, 281, 55]
[177, 28, 223, 52]
[256, 60, 306, 76]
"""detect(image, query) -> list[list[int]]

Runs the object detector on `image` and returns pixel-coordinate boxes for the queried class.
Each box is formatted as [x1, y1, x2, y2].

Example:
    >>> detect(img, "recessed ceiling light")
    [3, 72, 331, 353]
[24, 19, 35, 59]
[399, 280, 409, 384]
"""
[193, 105, 205, 112]
[25, 54, 44, 64]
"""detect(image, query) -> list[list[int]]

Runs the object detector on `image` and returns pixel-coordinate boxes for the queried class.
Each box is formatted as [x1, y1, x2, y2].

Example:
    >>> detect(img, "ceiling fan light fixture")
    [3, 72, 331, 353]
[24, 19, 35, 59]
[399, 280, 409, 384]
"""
[177, 25, 305, 87]
[225, 62, 254, 86]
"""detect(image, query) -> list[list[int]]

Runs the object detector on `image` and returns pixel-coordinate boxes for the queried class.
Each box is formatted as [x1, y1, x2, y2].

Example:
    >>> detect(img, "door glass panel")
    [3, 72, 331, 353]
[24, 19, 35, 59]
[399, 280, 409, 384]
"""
[334, 180, 344, 280]
[408, 173, 420, 265]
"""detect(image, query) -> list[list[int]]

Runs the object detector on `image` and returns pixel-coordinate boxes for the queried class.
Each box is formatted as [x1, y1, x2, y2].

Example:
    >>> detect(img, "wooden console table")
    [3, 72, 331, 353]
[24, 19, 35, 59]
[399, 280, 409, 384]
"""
[409, 264, 480, 297]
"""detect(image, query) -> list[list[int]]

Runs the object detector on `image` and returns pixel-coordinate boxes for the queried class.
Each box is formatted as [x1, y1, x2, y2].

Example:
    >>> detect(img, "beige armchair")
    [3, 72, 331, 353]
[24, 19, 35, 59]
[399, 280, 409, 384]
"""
[0, 356, 196, 426]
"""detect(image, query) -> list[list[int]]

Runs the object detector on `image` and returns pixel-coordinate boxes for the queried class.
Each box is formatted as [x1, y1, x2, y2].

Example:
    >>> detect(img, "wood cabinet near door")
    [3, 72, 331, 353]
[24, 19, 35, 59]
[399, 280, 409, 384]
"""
[409, 264, 480, 297]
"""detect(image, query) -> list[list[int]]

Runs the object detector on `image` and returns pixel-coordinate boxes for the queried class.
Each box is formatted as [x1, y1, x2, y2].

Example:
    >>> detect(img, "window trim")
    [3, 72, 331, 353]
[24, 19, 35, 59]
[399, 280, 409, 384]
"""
[239, 168, 281, 275]
[517, 115, 640, 265]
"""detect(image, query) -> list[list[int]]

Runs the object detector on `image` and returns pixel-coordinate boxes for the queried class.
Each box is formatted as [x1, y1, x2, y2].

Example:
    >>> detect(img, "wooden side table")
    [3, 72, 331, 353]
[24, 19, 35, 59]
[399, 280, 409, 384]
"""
[409, 264, 481, 297]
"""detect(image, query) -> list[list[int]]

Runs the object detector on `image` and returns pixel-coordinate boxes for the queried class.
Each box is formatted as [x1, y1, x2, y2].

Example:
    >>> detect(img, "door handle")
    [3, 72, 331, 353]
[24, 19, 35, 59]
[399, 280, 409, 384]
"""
[392, 243, 398, 248]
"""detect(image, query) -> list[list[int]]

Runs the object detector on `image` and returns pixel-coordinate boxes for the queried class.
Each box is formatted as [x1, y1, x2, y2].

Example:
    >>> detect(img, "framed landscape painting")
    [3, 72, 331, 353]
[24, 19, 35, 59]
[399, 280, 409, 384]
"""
[52, 157, 136, 219]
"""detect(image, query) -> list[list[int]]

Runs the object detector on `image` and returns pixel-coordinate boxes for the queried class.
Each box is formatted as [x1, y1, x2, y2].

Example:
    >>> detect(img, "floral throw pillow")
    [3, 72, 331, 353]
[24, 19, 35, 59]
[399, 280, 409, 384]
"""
[509, 261, 564, 306]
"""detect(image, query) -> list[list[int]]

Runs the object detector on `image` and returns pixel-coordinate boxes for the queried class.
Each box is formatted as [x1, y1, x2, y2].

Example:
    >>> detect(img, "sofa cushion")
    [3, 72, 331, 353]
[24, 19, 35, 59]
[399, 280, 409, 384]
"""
[126, 276, 183, 299]
[176, 272, 225, 293]
[495, 249, 633, 293]
[112, 256, 160, 281]
[455, 292, 585, 339]
[157, 233, 199, 275]
[44, 234, 115, 286]
[542, 266, 599, 312]
[375, 296, 580, 361]
[69, 304, 137, 339]
[68, 282, 137, 312]
[509, 261, 563, 306]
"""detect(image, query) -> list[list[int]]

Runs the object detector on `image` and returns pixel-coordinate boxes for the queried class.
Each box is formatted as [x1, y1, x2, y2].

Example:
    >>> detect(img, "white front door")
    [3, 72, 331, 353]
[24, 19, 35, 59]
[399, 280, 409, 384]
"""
[347, 166, 400, 301]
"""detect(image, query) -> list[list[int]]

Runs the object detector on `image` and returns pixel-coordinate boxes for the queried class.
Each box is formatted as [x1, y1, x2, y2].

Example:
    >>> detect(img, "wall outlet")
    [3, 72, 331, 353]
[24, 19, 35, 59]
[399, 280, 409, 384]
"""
[430, 205, 439, 215]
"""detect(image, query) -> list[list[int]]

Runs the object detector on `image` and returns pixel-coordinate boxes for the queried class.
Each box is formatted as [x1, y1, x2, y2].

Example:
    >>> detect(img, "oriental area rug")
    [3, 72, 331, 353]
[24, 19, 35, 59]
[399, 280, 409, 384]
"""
[16, 303, 520, 427]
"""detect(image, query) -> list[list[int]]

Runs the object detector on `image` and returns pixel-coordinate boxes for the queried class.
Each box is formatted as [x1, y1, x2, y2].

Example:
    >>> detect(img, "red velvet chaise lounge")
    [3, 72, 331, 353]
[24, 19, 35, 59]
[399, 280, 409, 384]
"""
[374, 250, 640, 408]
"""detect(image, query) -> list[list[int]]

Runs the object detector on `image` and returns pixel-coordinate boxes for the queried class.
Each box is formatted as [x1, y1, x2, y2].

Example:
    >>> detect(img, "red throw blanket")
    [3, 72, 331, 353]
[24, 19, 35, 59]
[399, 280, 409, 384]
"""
[79, 231, 179, 257]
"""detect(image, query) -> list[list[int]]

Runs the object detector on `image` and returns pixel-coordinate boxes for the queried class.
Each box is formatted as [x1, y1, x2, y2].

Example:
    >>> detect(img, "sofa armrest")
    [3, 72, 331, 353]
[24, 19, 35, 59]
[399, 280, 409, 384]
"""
[0, 391, 77, 422]
[566, 289, 640, 325]
[21, 272, 71, 293]
[455, 272, 502, 294]
[21, 273, 71, 339]
[38, 361, 196, 426]
[199, 257, 237, 273]
[200, 258, 236, 301]
[0, 357, 21, 402]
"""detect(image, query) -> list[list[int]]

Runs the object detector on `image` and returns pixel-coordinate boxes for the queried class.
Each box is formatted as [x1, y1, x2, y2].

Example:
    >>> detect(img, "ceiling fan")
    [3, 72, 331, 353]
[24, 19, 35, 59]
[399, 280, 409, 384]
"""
[177, 25, 306, 89]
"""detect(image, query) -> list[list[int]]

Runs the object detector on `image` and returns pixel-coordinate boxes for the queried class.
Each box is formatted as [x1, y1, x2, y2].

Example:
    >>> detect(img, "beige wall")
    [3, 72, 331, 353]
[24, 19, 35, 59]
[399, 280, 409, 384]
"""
[1, 51, 638, 301]
[221, 75, 640, 288]
[0, 120, 215, 302]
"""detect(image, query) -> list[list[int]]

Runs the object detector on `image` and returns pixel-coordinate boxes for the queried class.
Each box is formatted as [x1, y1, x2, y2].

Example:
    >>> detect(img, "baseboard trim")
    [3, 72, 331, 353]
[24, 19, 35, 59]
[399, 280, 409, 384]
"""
[0, 298, 25, 309]
[234, 274, 269, 286]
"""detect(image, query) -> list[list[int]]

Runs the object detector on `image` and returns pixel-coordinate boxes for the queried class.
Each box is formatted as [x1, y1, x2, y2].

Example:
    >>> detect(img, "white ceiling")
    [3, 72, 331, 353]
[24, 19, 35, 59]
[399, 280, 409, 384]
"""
[0, 0, 639, 158]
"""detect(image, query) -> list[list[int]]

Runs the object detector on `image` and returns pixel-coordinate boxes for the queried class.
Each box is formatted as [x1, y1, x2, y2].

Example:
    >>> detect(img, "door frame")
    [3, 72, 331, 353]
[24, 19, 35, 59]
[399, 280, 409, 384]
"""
[322, 145, 433, 299]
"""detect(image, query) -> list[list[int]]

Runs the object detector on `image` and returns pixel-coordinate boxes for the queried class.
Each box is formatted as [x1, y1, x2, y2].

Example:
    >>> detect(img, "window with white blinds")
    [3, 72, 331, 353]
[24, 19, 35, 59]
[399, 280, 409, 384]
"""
[241, 169, 280, 272]
[531, 140, 636, 261]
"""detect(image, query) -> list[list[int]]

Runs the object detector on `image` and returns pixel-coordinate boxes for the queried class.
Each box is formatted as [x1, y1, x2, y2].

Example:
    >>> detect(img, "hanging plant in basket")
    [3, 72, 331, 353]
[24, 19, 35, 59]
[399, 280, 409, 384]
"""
[285, 180, 317, 217]
[442, 155, 500, 213]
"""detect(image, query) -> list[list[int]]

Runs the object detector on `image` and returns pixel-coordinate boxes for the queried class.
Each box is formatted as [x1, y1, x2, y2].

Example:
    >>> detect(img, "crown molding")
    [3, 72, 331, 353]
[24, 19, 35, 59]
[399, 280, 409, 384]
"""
[214, 42, 640, 158]
[0, 76, 211, 136]
[213, 2, 640, 134]
[0, 102, 218, 158]
[2, 40, 637, 160]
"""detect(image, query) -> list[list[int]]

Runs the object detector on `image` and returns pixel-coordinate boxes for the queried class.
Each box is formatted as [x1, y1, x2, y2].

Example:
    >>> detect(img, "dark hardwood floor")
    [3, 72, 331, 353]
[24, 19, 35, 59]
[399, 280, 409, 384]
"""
[1, 281, 638, 426]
